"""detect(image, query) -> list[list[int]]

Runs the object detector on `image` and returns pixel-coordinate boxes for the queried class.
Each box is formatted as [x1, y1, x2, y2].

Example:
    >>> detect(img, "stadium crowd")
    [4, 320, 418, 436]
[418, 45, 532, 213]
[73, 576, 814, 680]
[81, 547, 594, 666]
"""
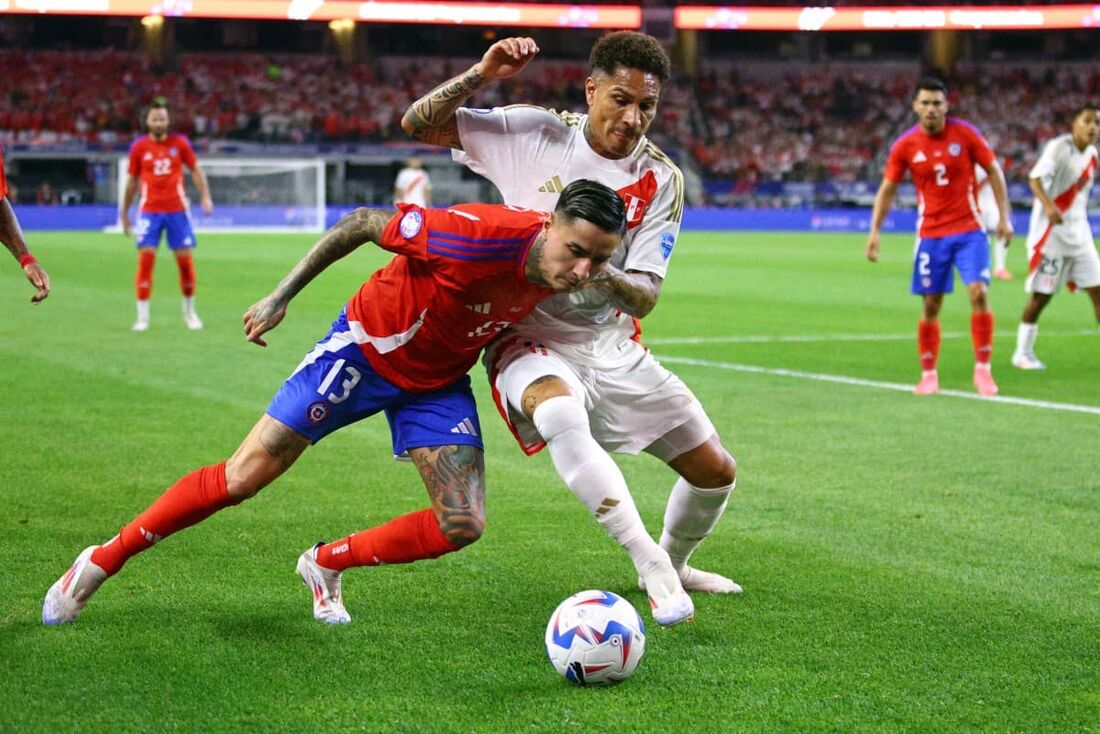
[2, 49, 1098, 186]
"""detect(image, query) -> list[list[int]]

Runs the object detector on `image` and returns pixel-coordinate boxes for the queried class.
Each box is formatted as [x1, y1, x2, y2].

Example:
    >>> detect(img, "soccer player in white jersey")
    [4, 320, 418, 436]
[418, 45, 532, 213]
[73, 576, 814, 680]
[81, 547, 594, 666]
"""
[403, 32, 739, 626]
[974, 163, 1013, 280]
[1012, 105, 1100, 369]
[393, 157, 432, 208]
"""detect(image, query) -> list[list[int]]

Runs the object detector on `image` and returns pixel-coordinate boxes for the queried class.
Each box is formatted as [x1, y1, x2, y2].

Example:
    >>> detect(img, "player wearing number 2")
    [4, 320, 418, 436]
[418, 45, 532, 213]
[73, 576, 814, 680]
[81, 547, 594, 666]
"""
[866, 77, 1014, 397]
[120, 99, 214, 332]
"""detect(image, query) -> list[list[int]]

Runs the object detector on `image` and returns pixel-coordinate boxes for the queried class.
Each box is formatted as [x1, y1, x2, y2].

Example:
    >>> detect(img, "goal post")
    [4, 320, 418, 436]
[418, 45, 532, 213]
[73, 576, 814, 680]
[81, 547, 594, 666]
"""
[115, 157, 326, 233]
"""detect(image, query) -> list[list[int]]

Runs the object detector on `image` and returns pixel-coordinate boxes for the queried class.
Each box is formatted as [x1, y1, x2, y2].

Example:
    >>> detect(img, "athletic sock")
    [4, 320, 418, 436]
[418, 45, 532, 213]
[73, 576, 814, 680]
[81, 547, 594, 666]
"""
[972, 311, 995, 364]
[90, 462, 240, 576]
[1016, 322, 1038, 356]
[532, 396, 665, 574]
[177, 253, 196, 298]
[135, 249, 156, 301]
[314, 509, 459, 572]
[994, 237, 1008, 270]
[135, 299, 150, 324]
[660, 478, 735, 571]
[917, 319, 941, 371]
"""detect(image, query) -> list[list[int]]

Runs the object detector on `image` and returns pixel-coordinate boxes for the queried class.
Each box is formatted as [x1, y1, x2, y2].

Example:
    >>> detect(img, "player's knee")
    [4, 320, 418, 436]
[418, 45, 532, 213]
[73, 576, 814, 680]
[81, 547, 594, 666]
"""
[531, 395, 589, 442]
[437, 508, 485, 548]
[519, 376, 576, 420]
[700, 449, 737, 488]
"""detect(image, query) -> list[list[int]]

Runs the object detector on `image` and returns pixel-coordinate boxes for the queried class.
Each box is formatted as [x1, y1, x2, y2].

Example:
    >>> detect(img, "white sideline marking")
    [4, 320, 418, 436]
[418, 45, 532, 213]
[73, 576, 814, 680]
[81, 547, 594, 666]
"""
[655, 355, 1100, 416]
[647, 329, 1096, 346]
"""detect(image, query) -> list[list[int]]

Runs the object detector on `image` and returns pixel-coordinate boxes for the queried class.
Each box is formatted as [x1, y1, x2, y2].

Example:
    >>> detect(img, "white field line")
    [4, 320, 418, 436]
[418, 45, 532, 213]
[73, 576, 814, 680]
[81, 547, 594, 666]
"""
[655, 355, 1100, 416]
[646, 329, 1096, 346]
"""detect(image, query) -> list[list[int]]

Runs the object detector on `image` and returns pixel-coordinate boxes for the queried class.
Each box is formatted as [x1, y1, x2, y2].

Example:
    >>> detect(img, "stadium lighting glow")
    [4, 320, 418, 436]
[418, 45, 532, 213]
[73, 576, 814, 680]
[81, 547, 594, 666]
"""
[140, 12, 162, 27]
[0, 0, 642, 27]
[328, 17, 354, 30]
[674, 5, 1100, 31]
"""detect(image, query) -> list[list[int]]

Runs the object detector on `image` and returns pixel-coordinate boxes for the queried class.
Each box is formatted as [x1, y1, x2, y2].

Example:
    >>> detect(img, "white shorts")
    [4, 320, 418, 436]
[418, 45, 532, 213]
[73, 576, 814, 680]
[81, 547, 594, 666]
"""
[484, 335, 716, 461]
[1025, 246, 1100, 294]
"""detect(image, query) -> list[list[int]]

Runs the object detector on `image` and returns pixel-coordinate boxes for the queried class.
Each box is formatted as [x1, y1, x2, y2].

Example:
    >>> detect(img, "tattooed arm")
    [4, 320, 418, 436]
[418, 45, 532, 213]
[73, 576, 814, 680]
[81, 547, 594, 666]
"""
[243, 207, 391, 346]
[401, 37, 539, 149]
[580, 265, 664, 319]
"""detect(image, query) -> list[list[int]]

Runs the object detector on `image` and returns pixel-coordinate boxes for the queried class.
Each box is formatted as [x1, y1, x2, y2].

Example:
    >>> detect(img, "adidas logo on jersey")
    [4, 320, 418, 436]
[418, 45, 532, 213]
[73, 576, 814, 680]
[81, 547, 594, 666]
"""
[451, 418, 478, 436]
[539, 175, 565, 194]
[465, 302, 492, 314]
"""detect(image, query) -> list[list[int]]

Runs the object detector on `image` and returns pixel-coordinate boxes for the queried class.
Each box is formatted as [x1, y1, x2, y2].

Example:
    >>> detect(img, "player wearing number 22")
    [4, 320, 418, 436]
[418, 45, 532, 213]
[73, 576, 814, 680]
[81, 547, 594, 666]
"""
[43, 179, 625, 627]
[866, 77, 1014, 397]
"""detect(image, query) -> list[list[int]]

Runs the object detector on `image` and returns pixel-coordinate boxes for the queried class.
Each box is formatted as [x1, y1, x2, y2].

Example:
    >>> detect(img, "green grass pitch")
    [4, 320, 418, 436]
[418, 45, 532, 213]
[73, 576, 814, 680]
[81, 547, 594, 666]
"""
[1, 230, 1097, 732]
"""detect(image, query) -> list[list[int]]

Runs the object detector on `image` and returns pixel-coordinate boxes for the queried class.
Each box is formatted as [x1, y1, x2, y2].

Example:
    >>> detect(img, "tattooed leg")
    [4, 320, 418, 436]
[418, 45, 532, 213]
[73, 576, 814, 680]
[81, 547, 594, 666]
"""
[408, 444, 486, 547]
[225, 414, 310, 499]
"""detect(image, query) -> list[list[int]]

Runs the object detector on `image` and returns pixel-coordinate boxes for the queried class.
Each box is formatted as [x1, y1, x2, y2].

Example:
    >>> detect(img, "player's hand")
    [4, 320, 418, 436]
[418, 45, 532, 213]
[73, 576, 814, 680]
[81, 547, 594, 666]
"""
[996, 218, 1015, 246]
[200, 196, 214, 216]
[476, 37, 539, 81]
[243, 297, 287, 347]
[1044, 203, 1063, 225]
[23, 262, 50, 303]
[865, 233, 881, 263]
[120, 213, 132, 237]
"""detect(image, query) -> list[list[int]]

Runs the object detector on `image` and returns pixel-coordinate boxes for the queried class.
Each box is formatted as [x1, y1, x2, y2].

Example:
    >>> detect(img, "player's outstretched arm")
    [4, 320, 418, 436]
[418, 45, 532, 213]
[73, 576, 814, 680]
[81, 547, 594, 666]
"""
[1, 198, 49, 303]
[243, 207, 391, 346]
[866, 179, 898, 263]
[580, 265, 663, 318]
[401, 37, 539, 149]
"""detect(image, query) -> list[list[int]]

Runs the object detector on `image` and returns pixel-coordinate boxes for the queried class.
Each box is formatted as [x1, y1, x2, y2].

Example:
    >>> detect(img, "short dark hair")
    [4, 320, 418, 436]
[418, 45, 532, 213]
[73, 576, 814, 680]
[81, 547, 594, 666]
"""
[555, 179, 627, 237]
[590, 31, 670, 84]
[915, 76, 948, 96]
[1072, 104, 1098, 121]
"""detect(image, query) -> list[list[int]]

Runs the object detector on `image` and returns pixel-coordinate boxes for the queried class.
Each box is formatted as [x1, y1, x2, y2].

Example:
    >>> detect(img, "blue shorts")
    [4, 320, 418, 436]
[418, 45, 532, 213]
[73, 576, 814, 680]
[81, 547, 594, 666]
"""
[265, 308, 483, 453]
[136, 211, 196, 250]
[911, 229, 990, 294]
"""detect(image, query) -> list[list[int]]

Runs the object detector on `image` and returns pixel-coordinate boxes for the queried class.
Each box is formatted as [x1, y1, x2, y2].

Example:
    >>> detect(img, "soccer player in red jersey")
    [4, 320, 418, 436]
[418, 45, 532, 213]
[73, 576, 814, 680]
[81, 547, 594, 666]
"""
[43, 179, 625, 626]
[866, 77, 1013, 397]
[0, 143, 49, 302]
[120, 100, 213, 332]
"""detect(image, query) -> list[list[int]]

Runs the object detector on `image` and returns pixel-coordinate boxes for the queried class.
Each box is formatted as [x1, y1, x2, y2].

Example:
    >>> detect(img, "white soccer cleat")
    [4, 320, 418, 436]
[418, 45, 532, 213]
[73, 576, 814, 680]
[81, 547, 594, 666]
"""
[183, 312, 204, 330]
[42, 546, 108, 626]
[296, 543, 351, 625]
[131, 318, 149, 332]
[1011, 353, 1046, 370]
[639, 559, 694, 626]
[639, 565, 743, 595]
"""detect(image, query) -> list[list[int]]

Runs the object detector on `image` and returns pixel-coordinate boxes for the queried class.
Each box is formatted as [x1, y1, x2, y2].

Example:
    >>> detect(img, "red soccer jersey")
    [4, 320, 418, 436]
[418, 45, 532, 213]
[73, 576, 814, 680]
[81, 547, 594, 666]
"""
[127, 133, 197, 214]
[884, 117, 996, 239]
[0, 144, 8, 199]
[345, 203, 554, 392]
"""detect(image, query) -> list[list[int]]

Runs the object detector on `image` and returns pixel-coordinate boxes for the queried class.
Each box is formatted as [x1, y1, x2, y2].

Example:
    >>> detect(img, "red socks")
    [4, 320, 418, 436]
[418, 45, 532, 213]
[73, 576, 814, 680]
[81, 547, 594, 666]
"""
[91, 462, 240, 576]
[971, 311, 994, 364]
[917, 320, 941, 371]
[176, 253, 196, 297]
[135, 250, 156, 300]
[315, 509, 460, 573]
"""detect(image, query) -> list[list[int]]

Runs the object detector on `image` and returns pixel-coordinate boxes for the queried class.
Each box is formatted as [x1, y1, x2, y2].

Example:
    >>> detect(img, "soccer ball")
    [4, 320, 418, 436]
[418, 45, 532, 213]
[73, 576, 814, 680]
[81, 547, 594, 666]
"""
[544, 590, 646, 685]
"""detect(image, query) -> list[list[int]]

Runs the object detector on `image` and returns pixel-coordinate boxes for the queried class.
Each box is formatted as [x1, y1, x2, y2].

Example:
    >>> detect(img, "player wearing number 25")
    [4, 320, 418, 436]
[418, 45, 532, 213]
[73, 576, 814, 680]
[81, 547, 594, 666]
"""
[120, 99, 214, 332]
[43, 179, 624, 628]
[866, 77, 1014, 397]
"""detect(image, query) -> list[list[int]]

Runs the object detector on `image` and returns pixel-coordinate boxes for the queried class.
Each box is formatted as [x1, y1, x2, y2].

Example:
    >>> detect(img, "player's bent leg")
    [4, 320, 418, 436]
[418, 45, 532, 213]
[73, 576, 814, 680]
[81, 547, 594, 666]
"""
[43, 416, 307, 626]
[1086, 286, 1100, 325]
[1013, 293, 1053, 370]
[530, 392, 692, 625]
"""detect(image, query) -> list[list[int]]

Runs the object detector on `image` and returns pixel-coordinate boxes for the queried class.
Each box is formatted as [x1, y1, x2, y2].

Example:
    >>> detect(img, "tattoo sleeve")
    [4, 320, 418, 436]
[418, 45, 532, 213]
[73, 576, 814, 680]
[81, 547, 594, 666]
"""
[401, 66, 487, 149]
[590, 265, 663, 319]
[268, 207, 390, 305]
[409, 445, 486, 547]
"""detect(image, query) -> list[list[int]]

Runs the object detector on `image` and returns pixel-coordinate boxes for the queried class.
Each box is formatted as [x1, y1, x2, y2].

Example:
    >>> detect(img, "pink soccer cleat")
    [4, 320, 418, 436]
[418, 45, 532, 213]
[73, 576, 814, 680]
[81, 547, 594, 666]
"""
[913, 370, 939, 395]
[993, 267, 1014, 281]
[296, 543, 351, 624]
[42, 546, 108, 625]
[973, 364, 999, 396]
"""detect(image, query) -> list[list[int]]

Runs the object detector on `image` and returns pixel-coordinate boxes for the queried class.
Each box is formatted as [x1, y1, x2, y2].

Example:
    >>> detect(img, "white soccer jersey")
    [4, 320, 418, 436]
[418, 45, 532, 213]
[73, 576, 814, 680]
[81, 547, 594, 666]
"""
[454, 105, 684, 365]
[1026, 134, 1099, 255]
[394, 167, 431, 207]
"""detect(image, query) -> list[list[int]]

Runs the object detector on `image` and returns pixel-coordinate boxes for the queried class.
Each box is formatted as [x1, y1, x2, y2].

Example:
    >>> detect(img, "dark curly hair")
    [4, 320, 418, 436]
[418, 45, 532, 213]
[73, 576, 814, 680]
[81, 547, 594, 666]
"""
[589, 31, 670, 84]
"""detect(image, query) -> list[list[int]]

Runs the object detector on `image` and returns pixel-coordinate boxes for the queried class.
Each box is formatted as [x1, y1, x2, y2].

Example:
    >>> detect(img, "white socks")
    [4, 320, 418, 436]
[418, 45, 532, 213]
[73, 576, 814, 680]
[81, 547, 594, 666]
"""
[1015, 322, 1038, 357]
[660, 477, 735, 571]
[993, 237, 1008, 270]
[135, 299, 150, 322]
[532, 396, 666, 574]
[182, 295, 196, 316]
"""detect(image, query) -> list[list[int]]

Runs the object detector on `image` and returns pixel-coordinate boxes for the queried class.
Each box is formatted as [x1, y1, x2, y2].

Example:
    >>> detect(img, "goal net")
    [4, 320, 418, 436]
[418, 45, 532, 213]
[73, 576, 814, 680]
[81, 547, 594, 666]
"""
[116, 157, 326, 233]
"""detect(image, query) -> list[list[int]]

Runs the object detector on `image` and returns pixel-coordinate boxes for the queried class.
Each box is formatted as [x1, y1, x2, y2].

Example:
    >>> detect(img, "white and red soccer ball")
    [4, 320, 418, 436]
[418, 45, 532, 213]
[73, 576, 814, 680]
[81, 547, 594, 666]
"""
[544, 590, 646, 685]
